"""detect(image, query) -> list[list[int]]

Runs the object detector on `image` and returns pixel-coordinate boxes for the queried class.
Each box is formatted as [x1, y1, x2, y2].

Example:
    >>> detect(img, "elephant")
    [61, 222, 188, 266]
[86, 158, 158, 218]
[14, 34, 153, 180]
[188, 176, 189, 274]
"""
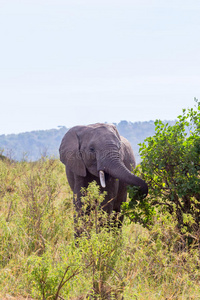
[59, 123, 148, 234]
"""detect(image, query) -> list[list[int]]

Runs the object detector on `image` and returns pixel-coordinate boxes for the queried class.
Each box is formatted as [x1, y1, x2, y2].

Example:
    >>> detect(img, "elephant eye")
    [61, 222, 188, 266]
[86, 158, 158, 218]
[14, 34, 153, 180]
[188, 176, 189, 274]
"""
[89, 146, 95, 153]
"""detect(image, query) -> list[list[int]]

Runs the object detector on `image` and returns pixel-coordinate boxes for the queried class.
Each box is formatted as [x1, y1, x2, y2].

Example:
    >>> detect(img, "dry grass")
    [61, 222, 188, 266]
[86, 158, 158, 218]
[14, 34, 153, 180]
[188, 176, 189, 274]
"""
[0, 158, 200, 299]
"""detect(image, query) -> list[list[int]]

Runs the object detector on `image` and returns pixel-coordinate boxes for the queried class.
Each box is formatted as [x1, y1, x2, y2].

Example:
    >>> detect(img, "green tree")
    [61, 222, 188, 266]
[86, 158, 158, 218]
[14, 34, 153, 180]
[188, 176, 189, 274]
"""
[126, 99, 200, 241]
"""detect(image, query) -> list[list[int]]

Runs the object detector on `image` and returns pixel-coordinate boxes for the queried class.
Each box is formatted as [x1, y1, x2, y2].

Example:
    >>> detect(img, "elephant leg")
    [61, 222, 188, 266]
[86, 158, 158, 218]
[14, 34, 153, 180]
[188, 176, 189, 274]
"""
[69, 175, 90, 238]
[65, 170, 85, 238]
[66, 168, 75, 191]
[112, 182, 128, 227]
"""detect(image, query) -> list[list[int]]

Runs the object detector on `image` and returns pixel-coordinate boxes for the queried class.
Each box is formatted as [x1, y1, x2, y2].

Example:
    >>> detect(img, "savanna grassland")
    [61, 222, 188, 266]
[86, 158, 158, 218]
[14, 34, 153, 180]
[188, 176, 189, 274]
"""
[0, 101, 200, 299]
[0, 156, 200, 300]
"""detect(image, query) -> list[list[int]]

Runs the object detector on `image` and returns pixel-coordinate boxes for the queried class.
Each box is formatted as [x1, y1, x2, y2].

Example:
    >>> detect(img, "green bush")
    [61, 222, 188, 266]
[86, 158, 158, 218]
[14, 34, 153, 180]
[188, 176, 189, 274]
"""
[26, 244, 84, 299]
[126, 99, 200, 242]
[76, 182, 125, 299]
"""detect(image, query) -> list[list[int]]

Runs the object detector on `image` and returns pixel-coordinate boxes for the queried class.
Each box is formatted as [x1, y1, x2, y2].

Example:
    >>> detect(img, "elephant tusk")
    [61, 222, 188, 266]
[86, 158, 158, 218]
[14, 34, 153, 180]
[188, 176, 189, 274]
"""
[99, 170, 106, 188]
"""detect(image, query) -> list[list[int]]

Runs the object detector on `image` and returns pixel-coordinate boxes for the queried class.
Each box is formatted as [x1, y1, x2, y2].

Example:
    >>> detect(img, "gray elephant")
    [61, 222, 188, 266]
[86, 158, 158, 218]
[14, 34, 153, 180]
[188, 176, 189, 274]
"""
[59, 123, 148, 231]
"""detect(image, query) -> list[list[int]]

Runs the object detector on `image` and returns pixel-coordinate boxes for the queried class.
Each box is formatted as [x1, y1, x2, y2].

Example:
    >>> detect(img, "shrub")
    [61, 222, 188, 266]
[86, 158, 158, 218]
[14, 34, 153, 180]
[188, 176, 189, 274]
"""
[126, 99, 200, 243]
[74, 181, 125, 299]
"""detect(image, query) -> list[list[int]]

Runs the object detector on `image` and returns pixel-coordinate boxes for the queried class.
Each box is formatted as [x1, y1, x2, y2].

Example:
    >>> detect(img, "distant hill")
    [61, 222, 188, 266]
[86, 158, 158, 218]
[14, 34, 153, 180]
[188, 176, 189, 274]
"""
[0, 120, 175, 162]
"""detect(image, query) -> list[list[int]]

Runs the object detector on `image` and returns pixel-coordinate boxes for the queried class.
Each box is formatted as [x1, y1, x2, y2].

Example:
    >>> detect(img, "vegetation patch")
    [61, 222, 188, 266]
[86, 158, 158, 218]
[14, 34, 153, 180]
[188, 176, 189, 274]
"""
[0, 101, 200, 299]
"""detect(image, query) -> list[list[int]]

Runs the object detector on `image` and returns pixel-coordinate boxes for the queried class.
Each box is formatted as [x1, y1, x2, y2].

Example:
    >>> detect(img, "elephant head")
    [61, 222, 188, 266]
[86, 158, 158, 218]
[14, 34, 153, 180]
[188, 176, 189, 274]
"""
[59, 123, 148, 197]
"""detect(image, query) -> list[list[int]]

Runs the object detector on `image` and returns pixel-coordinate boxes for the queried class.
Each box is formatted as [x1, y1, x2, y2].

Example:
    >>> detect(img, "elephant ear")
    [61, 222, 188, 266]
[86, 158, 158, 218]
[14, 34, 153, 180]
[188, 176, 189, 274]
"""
[59, 127, 86, 177]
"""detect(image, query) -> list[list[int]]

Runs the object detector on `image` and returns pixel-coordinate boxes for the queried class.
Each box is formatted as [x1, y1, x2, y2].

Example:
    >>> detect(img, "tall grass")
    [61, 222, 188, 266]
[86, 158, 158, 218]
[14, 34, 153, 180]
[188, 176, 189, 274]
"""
[0, 157, 200, 299]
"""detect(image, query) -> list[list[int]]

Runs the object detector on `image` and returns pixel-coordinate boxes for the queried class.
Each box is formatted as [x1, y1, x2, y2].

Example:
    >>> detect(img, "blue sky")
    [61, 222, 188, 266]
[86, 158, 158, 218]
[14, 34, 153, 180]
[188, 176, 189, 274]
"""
[0, 0, 200, 135]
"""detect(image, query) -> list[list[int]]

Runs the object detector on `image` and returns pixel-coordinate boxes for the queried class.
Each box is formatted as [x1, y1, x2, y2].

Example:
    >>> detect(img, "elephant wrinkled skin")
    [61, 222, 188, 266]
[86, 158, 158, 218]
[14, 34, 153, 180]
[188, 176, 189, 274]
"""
[59, 123, 148, 231]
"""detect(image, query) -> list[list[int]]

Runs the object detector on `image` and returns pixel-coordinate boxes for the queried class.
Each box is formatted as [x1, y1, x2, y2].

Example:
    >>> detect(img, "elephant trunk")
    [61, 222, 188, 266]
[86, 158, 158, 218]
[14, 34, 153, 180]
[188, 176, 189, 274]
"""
[98, 158, 148, 197]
